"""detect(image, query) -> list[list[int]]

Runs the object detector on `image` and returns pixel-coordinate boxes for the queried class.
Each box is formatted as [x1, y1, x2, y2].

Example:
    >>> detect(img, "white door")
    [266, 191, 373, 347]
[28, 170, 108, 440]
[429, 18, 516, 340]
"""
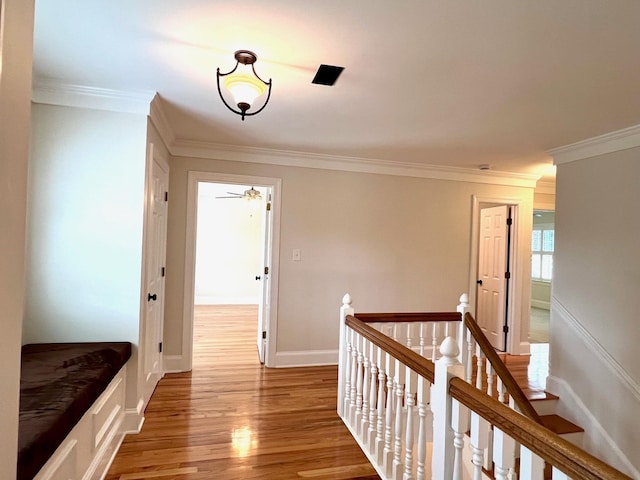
[256, 191, 272, 364]
[476, 205, 511, 351]
[143, 148, 169, 389]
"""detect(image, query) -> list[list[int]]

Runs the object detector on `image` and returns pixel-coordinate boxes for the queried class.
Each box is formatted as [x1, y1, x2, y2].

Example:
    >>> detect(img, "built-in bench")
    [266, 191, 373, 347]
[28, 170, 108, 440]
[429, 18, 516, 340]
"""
[19, 342, 131, 480]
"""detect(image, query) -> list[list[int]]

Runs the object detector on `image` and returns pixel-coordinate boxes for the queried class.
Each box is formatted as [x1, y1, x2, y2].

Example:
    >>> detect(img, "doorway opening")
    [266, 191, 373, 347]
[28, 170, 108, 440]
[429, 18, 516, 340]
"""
[194, 182, 266, 366]
[182, 172, 281, 369]
[470, 194, 528, 355]
[529, 210, 554, 344]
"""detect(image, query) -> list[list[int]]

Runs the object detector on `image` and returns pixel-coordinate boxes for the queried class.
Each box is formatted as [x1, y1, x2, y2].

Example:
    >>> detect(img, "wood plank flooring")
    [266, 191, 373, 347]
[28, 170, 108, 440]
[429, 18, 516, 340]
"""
[105, 305, 379, 480]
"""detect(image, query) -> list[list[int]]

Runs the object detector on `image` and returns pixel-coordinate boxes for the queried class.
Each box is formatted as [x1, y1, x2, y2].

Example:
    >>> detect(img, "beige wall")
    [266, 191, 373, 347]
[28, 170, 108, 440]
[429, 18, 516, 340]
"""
[550, 147, 640, 474]
[165, 156, 534, 362]
[0, 0, 35, 476]
[25, 103, 149, 408]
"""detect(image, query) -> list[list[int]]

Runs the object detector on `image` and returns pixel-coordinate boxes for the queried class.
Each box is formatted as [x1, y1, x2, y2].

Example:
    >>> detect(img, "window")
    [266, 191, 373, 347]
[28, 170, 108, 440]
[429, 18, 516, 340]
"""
[532, 228, 554, 281]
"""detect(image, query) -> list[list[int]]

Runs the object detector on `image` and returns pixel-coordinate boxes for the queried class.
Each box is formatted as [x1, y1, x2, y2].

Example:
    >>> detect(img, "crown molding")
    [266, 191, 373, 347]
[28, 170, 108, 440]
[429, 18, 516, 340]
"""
[170, 139, 539, 188]
[548, 123, 640, 165]
[32, 78, 155, 115]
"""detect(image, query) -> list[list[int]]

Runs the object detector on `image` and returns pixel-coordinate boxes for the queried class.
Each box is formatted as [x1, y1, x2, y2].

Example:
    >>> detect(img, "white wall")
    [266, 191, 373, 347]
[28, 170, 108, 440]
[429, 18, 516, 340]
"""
[25, 103, 148, 407]
[0, 0, 35, 476]
[164, 156, 534, 363]
[194, 183, 263, 305]
[549, 147, 640, 476]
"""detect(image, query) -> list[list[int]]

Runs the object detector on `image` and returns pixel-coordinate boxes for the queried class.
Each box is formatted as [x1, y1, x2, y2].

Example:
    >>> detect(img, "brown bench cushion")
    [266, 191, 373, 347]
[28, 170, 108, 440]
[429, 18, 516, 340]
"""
[18, 342, 131, 480]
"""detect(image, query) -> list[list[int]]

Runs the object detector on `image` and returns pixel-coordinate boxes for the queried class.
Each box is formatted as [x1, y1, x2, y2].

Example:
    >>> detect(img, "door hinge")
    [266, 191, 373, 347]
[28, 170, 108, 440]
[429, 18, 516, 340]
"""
[503, 325, 509, 334]
[266, 202, 271, 211]
[505, 271, 511, 279]
[164, 191, 168, 202]
[262, 331, 267, 339]
[161, 267, 166, 277]
[264, 266, 269, 275]
[158, 342, 163, 353]
[506, 217, 513, 226]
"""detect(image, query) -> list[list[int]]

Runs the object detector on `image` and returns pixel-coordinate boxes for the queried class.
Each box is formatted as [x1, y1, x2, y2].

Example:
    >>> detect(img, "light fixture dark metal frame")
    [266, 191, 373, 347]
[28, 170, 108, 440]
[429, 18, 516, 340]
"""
[216, 50, 272, 121]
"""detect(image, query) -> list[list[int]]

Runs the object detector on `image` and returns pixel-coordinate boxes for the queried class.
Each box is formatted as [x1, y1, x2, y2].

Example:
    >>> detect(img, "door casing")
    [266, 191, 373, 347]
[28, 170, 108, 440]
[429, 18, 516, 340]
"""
[469, 194, 532, 355]
[182, 171, 282, 369]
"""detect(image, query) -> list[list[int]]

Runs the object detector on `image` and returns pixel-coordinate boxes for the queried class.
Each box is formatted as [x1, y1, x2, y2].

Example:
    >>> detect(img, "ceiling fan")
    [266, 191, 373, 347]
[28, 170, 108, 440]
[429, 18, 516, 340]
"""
[216, 186, 262, 200]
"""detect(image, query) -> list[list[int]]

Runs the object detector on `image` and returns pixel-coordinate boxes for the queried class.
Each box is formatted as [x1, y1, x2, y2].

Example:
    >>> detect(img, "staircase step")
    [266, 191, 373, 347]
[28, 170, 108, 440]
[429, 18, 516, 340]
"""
[540, 414, 584, 447]
[525, 390, 559, 416]
[540, 414, 584, 435]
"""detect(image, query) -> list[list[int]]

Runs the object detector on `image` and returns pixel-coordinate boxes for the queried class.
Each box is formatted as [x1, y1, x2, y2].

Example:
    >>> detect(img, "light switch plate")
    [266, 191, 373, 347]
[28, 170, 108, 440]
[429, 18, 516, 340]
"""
[292, 249, 301, 261]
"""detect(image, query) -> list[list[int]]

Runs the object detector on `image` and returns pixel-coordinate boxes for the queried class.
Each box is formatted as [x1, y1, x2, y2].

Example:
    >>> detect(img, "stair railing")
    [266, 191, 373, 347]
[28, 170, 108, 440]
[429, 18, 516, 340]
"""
[338, 293, 633, 480]
[456, 295, 541, 423]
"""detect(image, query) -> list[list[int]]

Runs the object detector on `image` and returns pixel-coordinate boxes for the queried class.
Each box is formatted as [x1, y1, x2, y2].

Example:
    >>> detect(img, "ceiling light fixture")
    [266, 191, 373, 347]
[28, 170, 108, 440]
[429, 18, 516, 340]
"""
[216, 50, 272, 121]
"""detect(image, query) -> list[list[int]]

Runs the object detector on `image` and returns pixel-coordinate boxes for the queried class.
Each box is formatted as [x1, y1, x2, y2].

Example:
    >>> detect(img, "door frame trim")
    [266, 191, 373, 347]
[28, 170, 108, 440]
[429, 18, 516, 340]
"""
[469, 194, 532, 355]
[182, 171, 282, 368]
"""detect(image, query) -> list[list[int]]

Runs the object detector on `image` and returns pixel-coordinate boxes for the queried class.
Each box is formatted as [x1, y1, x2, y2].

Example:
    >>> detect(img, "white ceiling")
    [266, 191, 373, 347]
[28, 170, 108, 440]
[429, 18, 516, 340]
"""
[32, 1, 640, 182]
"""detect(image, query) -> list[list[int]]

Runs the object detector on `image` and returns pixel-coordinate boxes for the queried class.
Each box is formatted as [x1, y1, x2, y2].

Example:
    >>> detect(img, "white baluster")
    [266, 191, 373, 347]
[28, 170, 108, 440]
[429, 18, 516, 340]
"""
[406, 323, 413, 349]
[475, 345, 484, 391]
[419, 323, 426, 357]
[470, 411, 489, 480]
[367, 343, 378, 451]
[375, 349, 386, 462]
[403, 369, 417, 480]
[392, 358, 406, 479]
[338, 293, 354, 417]
[465, 334, 474, 384]
[431, 323, 439, 362]
[497, 377, 506, 404]
[493, 428, 516, 480]
[416, 376, 429, 480]
[383, 352, 396, 475]
[431, 337, 463, 480]
[552, 467, 570, 479]
[360, 337, 370, 438]
[486, 360, 495, 397]
[349, 328, 358, 422]
[451, 399, 470, 480]
[519, 445, 545, 479]
[355, 333, 364, 427]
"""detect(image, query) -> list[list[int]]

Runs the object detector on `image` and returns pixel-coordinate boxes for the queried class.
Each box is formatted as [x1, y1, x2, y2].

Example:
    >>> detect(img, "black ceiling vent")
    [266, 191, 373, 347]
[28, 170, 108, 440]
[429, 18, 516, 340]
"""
[312, 64, 344, 86]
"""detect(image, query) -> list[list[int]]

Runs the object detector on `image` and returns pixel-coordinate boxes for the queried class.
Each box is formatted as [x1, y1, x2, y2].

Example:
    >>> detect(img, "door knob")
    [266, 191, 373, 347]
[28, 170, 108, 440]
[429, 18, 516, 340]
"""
[255, 275, 262, 280]
[148, 293, 157, 301]
[476, 279, 483, 285]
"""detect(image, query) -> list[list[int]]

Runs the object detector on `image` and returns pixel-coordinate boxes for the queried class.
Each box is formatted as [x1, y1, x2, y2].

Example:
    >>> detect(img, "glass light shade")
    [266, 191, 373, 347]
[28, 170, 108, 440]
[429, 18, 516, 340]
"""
[223, 73, 268, 109]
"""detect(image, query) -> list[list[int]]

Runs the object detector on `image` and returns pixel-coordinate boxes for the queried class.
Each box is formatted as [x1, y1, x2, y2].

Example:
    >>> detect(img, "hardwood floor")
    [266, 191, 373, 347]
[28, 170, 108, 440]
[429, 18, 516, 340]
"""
[105, 305, 379, 480]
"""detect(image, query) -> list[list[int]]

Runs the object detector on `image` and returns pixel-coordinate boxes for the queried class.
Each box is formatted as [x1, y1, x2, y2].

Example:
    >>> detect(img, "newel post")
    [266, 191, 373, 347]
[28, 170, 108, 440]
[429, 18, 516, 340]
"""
[431, 336, 464, 480]
[338, 293, 354, 417]
[456, 293, 471, 378]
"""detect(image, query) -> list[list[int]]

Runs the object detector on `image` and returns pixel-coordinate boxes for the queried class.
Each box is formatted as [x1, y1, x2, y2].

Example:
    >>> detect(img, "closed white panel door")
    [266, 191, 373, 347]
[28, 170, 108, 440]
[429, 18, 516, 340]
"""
[257, 192, 272, 364]
[144, 149, 169, 384]
[477, 205, 509, 351]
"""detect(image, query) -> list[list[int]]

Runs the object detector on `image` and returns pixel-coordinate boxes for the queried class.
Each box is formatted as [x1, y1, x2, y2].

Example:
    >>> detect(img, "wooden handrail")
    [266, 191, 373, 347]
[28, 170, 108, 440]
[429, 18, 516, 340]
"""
[354, 312, 461, 324]
[450, 377, 633, 480]
[463, 311, 542, 424]
[346, 315, 436, 383]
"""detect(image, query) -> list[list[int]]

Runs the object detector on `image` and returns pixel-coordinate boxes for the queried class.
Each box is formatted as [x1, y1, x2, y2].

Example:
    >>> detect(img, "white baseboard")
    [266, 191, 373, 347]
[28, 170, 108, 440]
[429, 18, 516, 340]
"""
[163, 354, 188, 373]
[121, 398, 145, 434]
[546, 375, 640, 478]
[274, 349, 338, 367]
[531, 299, 550, 310]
